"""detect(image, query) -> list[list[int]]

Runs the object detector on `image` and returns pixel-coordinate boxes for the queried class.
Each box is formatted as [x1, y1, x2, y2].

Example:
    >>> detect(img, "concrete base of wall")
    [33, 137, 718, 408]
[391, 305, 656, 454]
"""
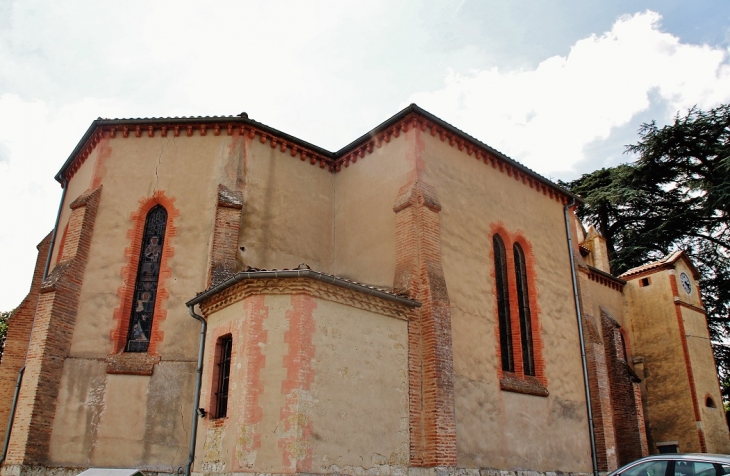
[1, 466, 594, 476]
[1, 465, 177, 476]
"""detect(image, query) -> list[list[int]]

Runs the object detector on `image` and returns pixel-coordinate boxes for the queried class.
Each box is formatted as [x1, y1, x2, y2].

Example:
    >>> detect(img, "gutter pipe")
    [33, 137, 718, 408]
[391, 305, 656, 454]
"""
[564, 198, 599, 476]
[182, 268, 418, 475]
[185, 305, 207, 476]
[0, 179, 68, 466]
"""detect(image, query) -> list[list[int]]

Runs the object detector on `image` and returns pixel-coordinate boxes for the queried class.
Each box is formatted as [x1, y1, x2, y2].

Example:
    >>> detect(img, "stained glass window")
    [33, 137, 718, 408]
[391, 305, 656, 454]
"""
[493, 234, 513, 372]
[126, 205, 167, 353]
[514, 243, 535, 376]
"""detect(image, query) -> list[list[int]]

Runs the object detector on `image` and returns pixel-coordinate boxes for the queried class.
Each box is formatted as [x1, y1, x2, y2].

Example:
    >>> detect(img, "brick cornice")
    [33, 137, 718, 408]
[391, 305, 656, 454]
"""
[198, 277, 411, 320]
[581, 266, 625, 292]
[56, 106, 578, 206]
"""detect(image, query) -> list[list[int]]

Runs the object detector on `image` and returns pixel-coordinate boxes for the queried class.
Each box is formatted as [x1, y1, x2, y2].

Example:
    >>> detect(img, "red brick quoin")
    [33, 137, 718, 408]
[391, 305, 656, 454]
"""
[110, 191, 179, 356]
[6, 186, 102, 465]
[393, 179, 457, 468]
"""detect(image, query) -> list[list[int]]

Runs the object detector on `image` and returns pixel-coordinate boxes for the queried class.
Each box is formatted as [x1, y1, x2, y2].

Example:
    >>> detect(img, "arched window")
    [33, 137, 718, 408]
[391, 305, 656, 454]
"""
[706, 396, 716, 408]
[514, 243, 535, 376]
[494, 234, 513, 372]
[126, 205, 167, 352]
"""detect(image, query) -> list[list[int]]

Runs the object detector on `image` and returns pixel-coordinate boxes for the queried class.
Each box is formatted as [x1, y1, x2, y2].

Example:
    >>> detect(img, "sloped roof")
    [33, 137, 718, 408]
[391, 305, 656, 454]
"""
[54, 104, 580, 204]
[186, 264, 420, 308]
[619, 250, 700, 279]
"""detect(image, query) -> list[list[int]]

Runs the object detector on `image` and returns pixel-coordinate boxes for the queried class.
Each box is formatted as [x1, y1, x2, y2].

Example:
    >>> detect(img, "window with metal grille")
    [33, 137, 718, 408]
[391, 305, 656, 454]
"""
[514, 243, 535, 376]
[126, 205, 167, 353]
[493, 234, 513, 372]
[214, 335, 233, 419]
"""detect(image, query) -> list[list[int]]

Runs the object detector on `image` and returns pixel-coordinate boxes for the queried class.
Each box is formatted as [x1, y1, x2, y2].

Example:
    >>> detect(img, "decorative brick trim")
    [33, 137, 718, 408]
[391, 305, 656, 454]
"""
[60, 113, 572, 204]
[199, 278, 410, 320]
[669, 272, 707, 452]
[6, 186, 102, 465]
[209, 185, 243, 287]
[235, 295, 268, 470]
[335, 114, 572, 204]
[675, 300, 706, 314]
[490, 223, 546, 388]
[109, 191, 179, 356]
[61, 124, 334, 183]
[279, 295, 317, 472]
[0, 234, 51, 446]
[584, 267, 624, 292]
[393, 180, 456, 468]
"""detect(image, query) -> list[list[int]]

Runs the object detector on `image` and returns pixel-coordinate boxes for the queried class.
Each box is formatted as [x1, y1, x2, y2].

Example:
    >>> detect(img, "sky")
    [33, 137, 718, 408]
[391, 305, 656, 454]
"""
[1, 0, 729, 310]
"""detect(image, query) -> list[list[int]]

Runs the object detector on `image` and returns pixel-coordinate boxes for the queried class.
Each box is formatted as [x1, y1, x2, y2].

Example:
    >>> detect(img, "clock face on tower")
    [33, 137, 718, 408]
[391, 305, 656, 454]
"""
[680, 272, 692, 295]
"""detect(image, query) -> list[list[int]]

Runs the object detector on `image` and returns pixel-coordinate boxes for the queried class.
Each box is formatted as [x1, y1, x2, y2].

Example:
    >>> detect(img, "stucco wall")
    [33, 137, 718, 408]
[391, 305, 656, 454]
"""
[240, 139, 334, 273]
[332, 137, 411, 288]
[672, 260, 730, 454]
[48, 358, 195, 470]
[623, 271, 699, 452]
[196, 291, 409, 475]
[585, 281, 625, 331]
[419, 133, 591, 472]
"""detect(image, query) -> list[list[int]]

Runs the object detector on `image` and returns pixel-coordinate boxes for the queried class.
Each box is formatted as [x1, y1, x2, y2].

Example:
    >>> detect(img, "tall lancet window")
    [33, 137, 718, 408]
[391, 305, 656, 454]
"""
[514, 243, 535, 376]
[493, 234, 513, 372]
[126, 205, 167, 352]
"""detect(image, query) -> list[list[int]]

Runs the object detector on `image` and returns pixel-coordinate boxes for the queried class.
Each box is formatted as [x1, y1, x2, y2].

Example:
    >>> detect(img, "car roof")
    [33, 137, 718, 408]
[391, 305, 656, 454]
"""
[638, 454, 730, 463]
[608, 454, 730, 476]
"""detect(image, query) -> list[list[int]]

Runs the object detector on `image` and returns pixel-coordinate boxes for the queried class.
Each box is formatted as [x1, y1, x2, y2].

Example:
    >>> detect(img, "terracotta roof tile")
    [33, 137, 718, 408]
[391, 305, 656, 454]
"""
[619, 250, 685, 278]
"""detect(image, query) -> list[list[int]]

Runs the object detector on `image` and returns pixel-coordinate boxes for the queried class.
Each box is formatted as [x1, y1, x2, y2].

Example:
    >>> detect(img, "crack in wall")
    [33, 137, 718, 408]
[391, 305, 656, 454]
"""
[153, 136, 169, 195]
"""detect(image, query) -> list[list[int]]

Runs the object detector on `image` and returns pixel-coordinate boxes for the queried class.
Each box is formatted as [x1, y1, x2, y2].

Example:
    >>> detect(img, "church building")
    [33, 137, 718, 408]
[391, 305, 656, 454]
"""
[0, 105, 727, 476]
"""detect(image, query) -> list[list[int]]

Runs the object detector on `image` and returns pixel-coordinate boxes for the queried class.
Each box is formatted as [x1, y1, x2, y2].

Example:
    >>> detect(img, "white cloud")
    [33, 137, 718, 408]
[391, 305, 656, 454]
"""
[0, 93, 131, 309]
[408, 11, 730, 175]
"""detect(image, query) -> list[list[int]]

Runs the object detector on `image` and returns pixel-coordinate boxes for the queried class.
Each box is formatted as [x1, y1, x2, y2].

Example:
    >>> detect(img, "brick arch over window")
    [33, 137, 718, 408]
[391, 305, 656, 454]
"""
[111, 191, 179, 355]
[490, 223, 546, 393]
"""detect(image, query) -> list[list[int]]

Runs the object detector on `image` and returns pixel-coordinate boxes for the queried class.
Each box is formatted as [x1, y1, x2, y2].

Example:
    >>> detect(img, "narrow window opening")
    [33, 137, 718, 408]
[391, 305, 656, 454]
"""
[214, 335, 233, 418]
[494, 235, 513, 372]
[514, 243, 535, 376]
[126, 205, 167, 352]
[640, 277, 650, 287]
[706, 396, 716, 408]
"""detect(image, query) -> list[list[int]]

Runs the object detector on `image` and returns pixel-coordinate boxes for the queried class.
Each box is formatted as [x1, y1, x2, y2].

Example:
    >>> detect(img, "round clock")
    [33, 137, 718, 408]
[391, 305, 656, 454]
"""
[680, 272, 692, 294]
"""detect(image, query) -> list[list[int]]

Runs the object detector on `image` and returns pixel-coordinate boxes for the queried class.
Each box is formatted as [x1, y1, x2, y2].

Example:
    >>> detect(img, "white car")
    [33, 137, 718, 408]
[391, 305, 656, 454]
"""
[609, 454, 730, 476]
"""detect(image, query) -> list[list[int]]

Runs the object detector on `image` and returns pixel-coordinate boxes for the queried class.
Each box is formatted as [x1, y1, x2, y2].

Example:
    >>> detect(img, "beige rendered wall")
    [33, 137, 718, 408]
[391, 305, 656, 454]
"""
[239, 139, 334, 273]
[332, 137, 412, 288]
[672, 260, 730, 453]
[195, 292, 409, 474]
[420, 134, 591, 472]
[47, 131, 246, 468]
[623, 270, 699, 452]
[46, 128, 339, 468]
[682, 305, 730, 453]
[585, 281, 625, 330]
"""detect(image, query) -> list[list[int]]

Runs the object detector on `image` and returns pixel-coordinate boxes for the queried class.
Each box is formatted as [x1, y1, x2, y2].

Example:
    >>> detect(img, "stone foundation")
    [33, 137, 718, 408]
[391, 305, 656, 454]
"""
[0, 465, 597, 476]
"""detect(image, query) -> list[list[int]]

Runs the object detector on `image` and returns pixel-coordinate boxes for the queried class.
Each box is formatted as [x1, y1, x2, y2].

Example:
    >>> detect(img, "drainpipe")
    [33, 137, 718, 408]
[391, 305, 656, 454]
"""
[564, 198, 599, 476]
[186, 305, 207, 476]
[0, 179, 68, 466]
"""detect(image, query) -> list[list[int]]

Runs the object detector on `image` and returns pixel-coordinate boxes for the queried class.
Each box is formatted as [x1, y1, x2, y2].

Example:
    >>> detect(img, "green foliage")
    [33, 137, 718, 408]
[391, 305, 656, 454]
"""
[561, 103, 730, 399]
[0, 308, 14, 363]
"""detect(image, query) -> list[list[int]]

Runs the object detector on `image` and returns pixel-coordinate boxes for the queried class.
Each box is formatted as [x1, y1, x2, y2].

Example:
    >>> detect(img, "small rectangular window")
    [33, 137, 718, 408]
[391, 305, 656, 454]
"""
[640, 277, 651, 287]
[657, 442, 679, 454]
[214, 335, 233, 419]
